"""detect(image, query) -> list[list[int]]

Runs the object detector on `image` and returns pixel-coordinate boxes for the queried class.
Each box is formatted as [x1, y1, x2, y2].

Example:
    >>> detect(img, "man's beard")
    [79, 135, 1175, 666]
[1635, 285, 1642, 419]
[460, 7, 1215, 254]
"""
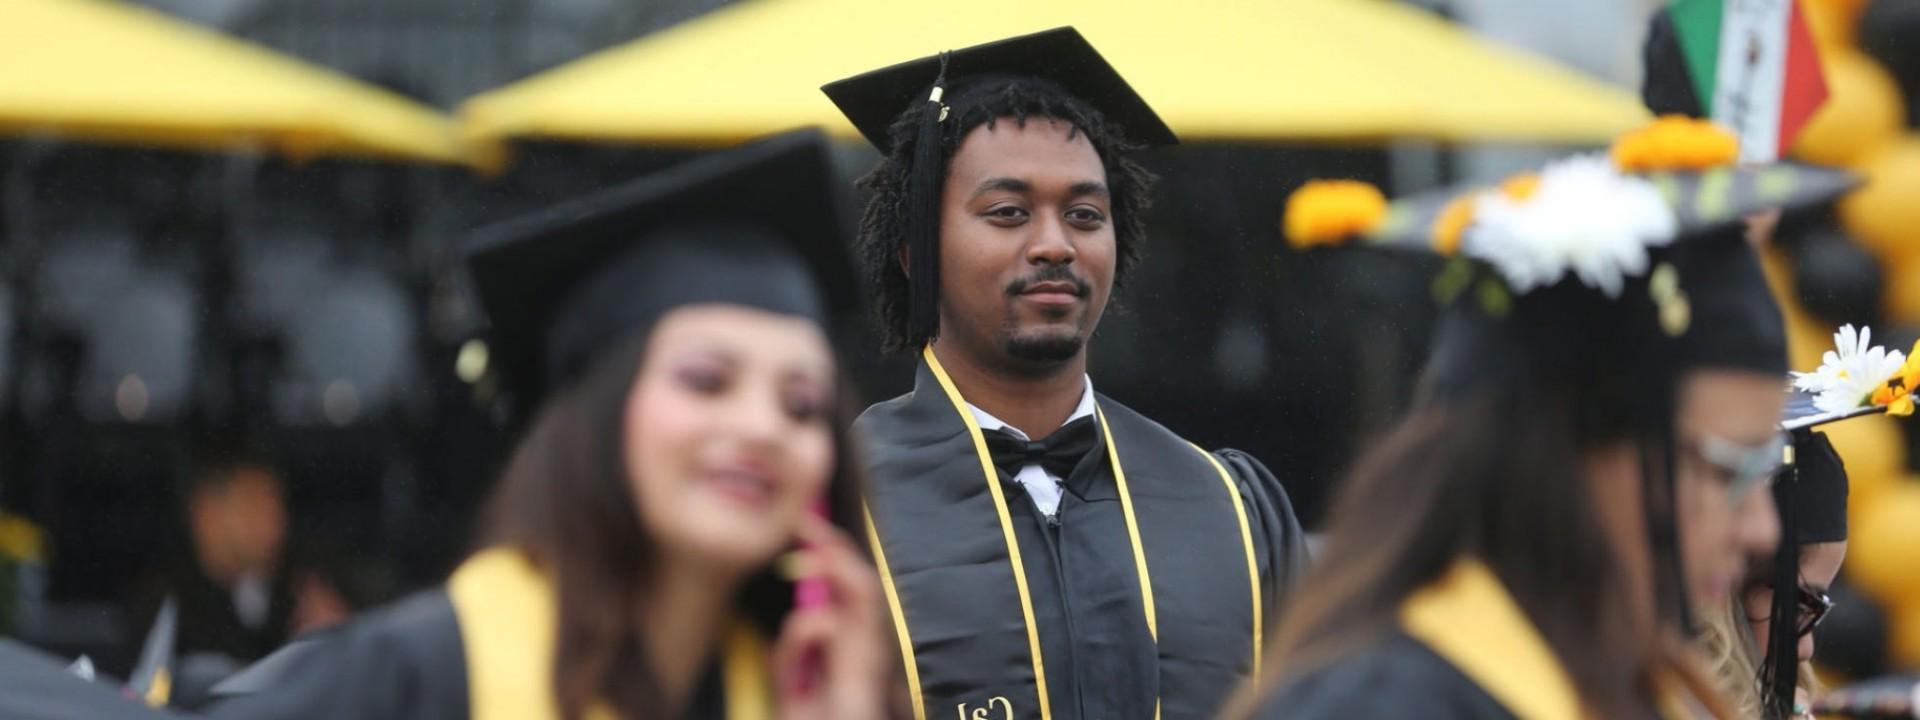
[998, 265, 1092, 367]
[1004, 327, 1085, 365]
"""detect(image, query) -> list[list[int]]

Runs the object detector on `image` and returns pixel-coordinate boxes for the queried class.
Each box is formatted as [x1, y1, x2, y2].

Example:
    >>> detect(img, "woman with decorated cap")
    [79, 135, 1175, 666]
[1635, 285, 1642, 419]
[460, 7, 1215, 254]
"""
[201, 130, 892, 720]
[1227, 118, 1857, 719]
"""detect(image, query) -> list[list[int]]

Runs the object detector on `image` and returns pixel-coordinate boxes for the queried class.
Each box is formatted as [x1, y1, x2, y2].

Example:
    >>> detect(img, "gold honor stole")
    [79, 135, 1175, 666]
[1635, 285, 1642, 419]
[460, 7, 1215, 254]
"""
[860, 348, 1264, 720]
[448, 548, 773, 720]
[1400, 558, 1694, 720]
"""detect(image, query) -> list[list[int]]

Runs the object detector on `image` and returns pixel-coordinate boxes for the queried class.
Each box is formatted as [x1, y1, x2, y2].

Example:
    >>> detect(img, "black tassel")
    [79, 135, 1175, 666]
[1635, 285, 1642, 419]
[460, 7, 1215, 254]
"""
[1762, 437, 1803, 720]
[905, 52, 950, 346]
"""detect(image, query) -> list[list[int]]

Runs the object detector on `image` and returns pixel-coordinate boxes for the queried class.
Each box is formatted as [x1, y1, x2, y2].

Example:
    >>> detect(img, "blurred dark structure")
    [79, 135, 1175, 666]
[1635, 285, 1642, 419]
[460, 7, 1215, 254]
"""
[0, 0, 1427, 682]
[1857, 0, 1920, 129]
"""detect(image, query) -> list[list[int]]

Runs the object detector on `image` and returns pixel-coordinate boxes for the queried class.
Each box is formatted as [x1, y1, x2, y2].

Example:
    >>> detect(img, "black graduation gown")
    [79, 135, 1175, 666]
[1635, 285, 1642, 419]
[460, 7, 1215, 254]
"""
[0, 640, 177, 720]
[856, 350, 1307, 720]
[1259, 633, 1518, 719]
[132, 558, 294, 668]
[203, 548, 772, 720]
[1255, 558, 1692, 720]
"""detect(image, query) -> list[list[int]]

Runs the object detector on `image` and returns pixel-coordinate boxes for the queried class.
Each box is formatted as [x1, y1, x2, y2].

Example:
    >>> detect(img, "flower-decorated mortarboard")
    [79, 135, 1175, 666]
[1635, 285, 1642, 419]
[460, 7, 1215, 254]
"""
[465, 129, 859, 421]
[1282, 117, 1856, 389]
[1774, 322, 1918, 561]
[820, 27, 1177, 345]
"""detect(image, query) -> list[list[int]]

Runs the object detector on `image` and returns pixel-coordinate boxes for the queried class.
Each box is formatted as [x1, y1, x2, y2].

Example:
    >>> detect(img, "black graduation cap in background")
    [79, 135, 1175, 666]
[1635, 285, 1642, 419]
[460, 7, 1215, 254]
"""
[0, 640, 173, 719]
[1776, 396, 1853, 544]
[1642, 8, 1708, 119]
[821, 27, 1175, 346]
[465, 129, 857, 416]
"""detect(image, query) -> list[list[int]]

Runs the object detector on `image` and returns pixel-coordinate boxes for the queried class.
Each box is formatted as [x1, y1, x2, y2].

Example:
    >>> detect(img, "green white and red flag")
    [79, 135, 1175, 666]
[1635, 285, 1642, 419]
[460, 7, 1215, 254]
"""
[1666, 0, 1829, 162]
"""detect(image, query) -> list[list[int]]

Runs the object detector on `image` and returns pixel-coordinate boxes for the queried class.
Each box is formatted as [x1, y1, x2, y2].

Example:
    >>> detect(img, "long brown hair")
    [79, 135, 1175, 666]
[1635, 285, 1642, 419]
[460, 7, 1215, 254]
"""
[1233, 340, 1740, 719]
[480, 332, 866, 720]
[1699, 595, 1824, 719]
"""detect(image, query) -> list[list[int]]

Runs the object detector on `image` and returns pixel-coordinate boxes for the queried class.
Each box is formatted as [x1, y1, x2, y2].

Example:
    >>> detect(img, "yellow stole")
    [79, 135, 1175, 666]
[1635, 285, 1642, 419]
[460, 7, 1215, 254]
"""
[446, 548, 772, 720]
[865, 347, 1262, 720]
[1400, 558, 1695, 720]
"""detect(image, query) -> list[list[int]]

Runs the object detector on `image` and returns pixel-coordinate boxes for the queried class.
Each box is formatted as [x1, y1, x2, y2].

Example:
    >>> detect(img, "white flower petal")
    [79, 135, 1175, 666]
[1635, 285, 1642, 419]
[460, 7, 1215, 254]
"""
[1795, 324, 1903, 413]
[1460, 155, 1677, 298]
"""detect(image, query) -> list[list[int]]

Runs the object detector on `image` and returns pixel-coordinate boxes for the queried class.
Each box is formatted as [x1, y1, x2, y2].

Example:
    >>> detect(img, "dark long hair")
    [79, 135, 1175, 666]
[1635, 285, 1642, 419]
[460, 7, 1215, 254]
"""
[1239, 271, 1729, 718]
[855, 78, 1158, 353]
[480, 332, 866, 720]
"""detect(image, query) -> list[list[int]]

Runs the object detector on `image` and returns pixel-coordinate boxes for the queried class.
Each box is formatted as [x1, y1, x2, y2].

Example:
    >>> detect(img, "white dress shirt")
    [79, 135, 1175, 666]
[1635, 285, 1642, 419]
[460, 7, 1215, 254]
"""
[967, 376, 1098, 517]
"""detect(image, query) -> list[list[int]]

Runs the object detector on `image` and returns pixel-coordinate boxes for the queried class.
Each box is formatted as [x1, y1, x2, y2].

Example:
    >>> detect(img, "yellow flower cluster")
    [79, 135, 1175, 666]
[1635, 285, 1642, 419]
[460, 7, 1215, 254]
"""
[1428, 173, 1538, 255]
[1610, 115, 1741, 172]
[1872, 340, 1920, 416]
[0, 513, 44, 564]
[1283, 179, 1387, 249]
[1431, 194, 1476, 256]
[1498, 173, 1541, 201]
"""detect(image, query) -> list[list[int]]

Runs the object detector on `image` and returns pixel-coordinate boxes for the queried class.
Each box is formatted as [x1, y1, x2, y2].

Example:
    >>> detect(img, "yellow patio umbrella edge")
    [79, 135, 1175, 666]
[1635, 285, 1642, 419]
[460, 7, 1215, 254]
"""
[456, 0, 1652, 150]
[2, 0, 480, 168]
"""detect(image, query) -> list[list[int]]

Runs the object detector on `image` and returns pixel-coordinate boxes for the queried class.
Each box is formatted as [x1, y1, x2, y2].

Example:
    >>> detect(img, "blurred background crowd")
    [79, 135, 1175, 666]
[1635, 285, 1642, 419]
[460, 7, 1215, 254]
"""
[0, 0, 1917, 704]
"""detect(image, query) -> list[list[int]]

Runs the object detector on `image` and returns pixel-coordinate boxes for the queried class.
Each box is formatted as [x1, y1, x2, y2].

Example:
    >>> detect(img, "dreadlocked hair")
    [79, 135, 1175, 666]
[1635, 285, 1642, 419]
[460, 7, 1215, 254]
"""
[854, 77, 1159, 353]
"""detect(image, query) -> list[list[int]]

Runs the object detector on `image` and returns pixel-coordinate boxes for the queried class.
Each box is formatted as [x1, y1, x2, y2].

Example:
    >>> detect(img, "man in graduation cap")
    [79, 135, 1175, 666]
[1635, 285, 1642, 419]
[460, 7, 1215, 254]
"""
[821, 28, 1308, 720]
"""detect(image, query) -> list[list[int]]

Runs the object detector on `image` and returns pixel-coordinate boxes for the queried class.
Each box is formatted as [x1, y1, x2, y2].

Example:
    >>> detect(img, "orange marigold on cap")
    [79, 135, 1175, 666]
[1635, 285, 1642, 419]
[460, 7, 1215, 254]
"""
[1611, 115, 1740, 172]
[1283, 179, 1387, 249]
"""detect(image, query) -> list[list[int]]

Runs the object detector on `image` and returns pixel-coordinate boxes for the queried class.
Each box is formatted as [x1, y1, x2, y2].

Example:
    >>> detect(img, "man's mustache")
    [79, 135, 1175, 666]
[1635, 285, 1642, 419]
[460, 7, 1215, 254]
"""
[1005, 266, 1091, 297]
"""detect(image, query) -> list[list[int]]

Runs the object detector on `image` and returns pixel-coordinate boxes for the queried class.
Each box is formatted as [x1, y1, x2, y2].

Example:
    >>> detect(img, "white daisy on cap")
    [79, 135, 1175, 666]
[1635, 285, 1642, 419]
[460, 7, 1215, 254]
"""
[1462, 155, 1680, 298]
[1793, 324, 1907, 414]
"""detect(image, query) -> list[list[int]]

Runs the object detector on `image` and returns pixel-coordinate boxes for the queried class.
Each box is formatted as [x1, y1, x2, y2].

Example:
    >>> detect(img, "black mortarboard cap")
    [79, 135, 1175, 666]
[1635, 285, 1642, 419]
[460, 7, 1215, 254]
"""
[1772, 393, 1856, 544]
[1642, 8, 1709, 118]
[1779, 425, 1850, 544]
[1362, 163, 1858, 255]
[821, 27, 1174, 346]
[1383, 161, 1854, 396]
[1666, 225, 1788, 375]
[822, 27, 1178, 154]
[0, 640, 174, 719]
[465, 129, 857, 415]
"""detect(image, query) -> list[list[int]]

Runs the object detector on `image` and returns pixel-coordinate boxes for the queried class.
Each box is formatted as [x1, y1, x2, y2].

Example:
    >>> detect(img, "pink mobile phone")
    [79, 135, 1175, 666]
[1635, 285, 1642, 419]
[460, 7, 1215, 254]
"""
[795, 498, 831, 609]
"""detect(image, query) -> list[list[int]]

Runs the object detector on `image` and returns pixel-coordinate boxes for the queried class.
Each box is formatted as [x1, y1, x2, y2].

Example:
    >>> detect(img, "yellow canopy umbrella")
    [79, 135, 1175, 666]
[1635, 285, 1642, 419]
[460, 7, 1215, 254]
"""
[462, 0, 1652, 147]
[0, 0, 468, 165]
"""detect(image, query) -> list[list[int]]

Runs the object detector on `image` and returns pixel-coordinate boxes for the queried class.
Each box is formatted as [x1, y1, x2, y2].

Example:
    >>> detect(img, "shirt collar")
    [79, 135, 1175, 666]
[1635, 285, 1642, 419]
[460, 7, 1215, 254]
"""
[967, 375, 1096, 442]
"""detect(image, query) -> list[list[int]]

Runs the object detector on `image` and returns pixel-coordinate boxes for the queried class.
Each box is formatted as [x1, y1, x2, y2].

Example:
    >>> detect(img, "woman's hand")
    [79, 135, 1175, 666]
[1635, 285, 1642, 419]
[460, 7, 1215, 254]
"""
[773, 515, 889, 720]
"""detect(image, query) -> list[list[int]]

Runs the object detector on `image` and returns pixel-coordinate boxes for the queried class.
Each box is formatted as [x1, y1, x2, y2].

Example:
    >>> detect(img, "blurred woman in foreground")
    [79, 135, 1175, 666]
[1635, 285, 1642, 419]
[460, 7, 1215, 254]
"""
[1237, 119, 1857, 718]
[207, 130, 890, 720]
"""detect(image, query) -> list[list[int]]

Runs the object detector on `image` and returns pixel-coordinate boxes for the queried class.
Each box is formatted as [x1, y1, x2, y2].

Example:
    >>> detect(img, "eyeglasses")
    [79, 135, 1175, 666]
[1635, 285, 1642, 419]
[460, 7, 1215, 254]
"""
[1745, 581, 1836, 639]
[1691, 432, 1788, 502]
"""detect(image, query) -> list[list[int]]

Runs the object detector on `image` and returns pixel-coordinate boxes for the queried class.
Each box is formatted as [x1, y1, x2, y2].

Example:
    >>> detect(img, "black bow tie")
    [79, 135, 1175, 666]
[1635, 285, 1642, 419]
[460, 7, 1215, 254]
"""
[984, 415, 1098, 480]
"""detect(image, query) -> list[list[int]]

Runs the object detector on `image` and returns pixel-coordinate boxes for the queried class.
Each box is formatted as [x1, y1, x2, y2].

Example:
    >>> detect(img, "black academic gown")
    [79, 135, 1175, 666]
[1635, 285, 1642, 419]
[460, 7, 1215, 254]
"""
[0, 640, 177, 720]
[204, 549, 772, 720]
[1256, 558, 1692, 720]
[857, 350, 1307, 720]
[135, 558, 294, 667]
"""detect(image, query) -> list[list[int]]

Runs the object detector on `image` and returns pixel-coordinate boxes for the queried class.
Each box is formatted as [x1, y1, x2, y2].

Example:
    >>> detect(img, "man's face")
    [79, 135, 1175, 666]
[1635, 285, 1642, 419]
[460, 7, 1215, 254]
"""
[932, 117, 1115, 372]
